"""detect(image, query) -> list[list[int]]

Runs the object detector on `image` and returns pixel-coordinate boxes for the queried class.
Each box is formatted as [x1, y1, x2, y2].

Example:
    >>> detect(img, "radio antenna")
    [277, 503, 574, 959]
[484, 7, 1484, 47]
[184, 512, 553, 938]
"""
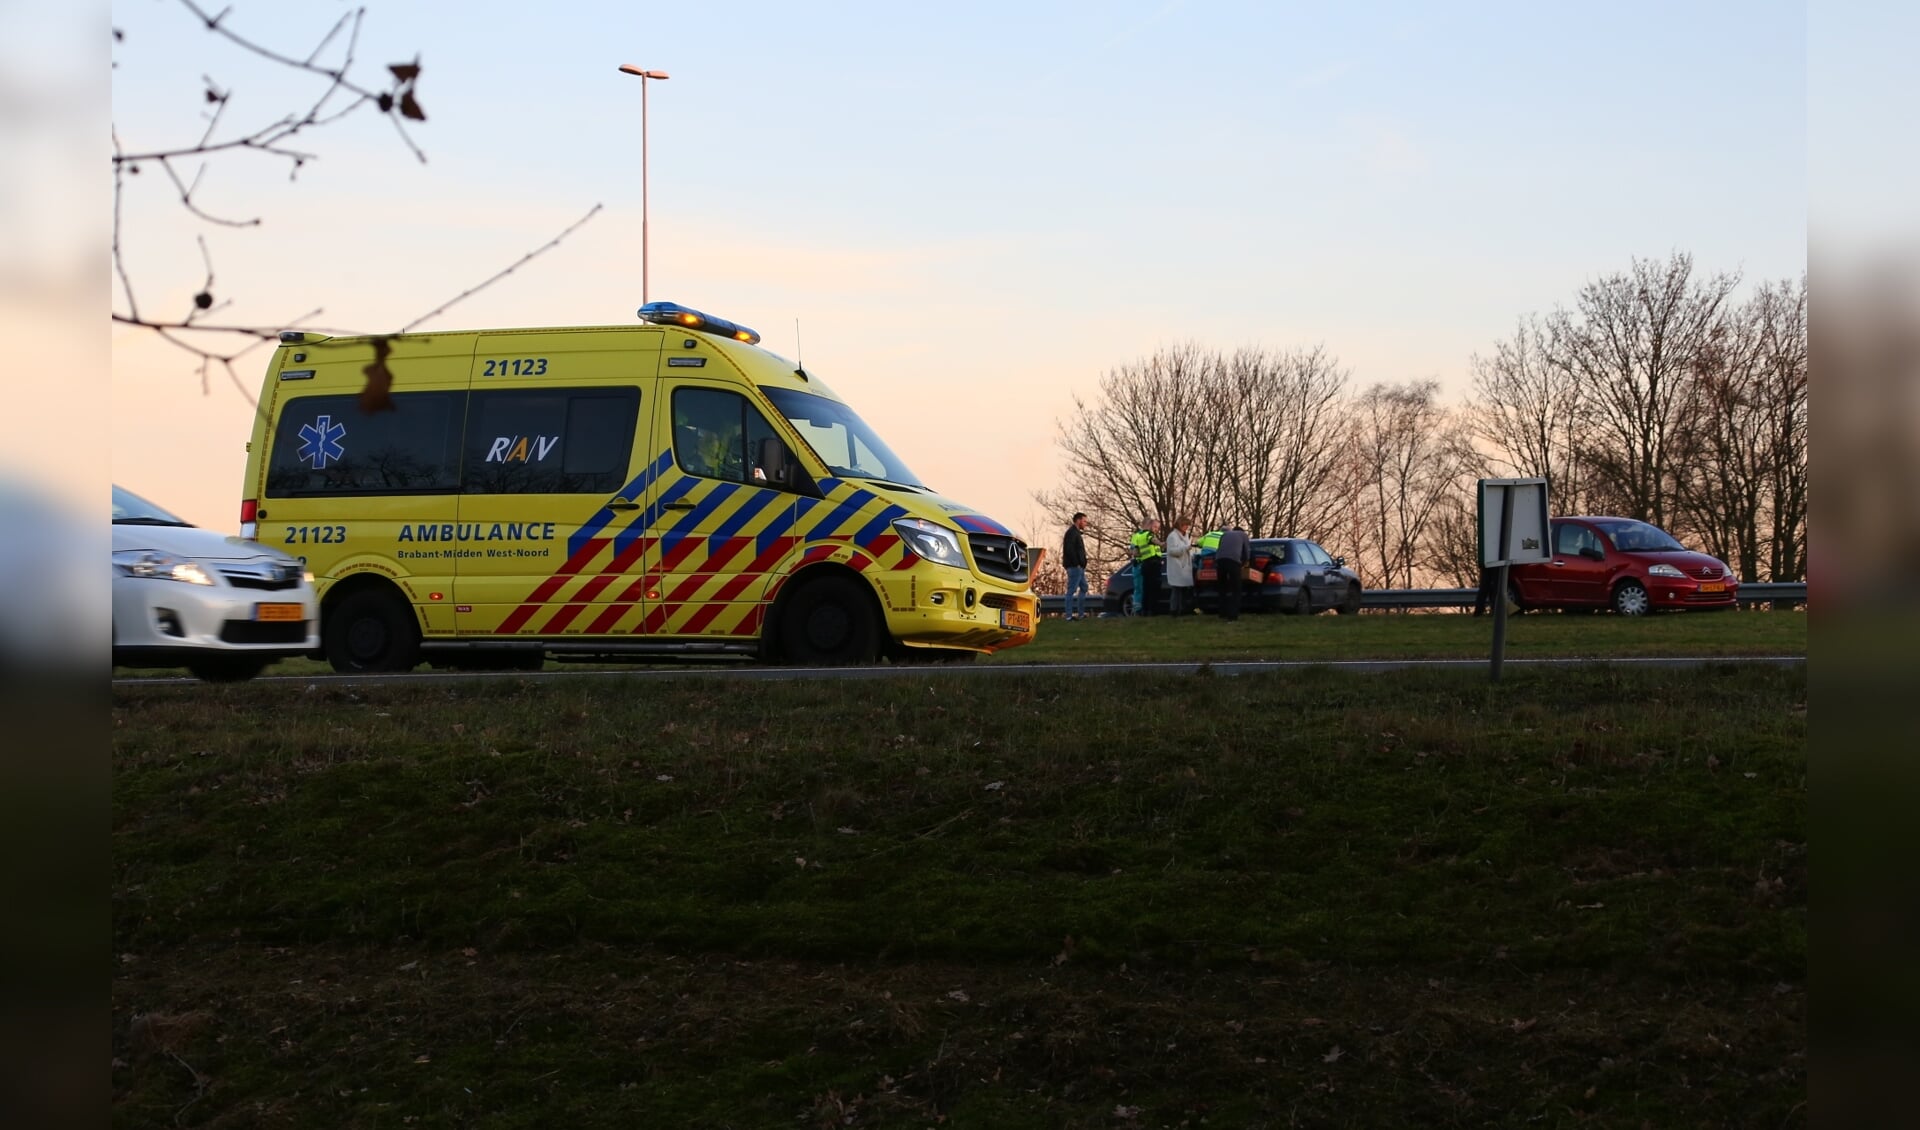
[793, 318, 807, 380]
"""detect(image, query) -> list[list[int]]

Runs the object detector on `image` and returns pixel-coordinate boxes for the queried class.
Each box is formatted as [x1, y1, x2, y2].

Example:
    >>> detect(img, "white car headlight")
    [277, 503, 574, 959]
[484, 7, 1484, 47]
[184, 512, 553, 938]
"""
[113, 549, 215, 586]
[1647, 563, 1686, 578]
[892, 517, 966, 566]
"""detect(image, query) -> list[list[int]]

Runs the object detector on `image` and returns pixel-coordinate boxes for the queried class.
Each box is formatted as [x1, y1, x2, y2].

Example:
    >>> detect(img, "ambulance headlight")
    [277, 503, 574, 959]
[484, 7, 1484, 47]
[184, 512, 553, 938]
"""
[892, 518, 965, 566]
[112, 550, 215, 586]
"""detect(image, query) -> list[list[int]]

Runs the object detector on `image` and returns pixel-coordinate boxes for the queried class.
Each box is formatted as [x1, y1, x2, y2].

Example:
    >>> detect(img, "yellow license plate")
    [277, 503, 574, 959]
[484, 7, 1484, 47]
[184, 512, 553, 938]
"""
[255, 603, 304, 622]
[1697, 581, 1725, 593]
[1000, 609, 1032, 632]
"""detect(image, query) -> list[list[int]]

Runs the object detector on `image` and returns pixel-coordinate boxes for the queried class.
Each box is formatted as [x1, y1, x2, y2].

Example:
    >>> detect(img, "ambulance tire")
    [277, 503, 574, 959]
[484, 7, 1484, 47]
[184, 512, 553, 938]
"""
[325, 587, 422, 673]
[780, 575, 880, 666]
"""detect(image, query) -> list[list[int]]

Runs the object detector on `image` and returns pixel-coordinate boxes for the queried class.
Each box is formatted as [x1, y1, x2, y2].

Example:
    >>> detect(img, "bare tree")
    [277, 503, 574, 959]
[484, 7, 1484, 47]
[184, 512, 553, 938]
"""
[1040, 342, 1353, 558]
[1757, 275, 1810, 582]
[1215, 345, 1353, 541]
[1467, 314, 1589, 512]
[1345, 380, 1473, 589]
[1546, 253, 1740, 526]
[1426, 488, 1487, 589]
[1671, 275, 1808, 581]
[1042, 342, 1222, 559]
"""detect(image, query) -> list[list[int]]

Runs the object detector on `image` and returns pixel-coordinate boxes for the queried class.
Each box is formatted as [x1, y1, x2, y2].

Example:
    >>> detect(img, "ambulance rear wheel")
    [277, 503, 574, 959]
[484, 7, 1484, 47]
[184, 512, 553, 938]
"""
[325, 587, 422, 673]
[781, 576, 879, 666]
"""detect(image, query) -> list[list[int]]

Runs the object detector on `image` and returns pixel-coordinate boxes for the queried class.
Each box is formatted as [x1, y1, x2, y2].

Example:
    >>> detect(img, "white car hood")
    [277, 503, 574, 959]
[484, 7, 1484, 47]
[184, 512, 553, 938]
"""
[112, 523, 297, 563]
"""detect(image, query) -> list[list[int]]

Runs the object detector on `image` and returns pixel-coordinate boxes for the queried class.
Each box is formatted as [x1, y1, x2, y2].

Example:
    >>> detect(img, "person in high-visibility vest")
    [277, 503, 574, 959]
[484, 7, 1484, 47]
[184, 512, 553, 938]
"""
[1195, 529, 1222, 609]
[1130, 520, 1164, 615]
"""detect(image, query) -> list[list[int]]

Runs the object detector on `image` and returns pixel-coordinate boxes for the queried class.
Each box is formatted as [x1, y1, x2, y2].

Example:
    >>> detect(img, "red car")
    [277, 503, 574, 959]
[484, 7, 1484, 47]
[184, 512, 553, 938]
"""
[1508, 517, 1738, 615]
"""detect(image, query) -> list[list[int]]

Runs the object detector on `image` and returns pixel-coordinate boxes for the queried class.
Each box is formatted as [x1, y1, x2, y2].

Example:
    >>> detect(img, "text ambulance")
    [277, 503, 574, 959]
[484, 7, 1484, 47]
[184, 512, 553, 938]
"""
[241, 302, 1038, 672]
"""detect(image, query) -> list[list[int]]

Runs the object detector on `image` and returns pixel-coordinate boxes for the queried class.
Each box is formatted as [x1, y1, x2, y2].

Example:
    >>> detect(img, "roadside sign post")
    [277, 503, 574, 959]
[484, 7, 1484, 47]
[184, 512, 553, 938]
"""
[1477, 478, 1550, 682]
[1490, 489, 1513, 682]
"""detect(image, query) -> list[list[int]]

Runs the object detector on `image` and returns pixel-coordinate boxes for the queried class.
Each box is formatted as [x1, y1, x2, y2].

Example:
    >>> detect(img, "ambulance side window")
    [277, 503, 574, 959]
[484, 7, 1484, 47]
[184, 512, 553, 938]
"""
[462, 387, 640, 494]
[672, 388, 783, 487]
[265, 392, 462, 497]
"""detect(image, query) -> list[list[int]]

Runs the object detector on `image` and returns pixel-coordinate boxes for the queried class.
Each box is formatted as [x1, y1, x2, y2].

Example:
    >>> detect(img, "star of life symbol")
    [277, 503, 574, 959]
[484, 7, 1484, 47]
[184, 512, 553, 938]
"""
[298, 415, 347, 470]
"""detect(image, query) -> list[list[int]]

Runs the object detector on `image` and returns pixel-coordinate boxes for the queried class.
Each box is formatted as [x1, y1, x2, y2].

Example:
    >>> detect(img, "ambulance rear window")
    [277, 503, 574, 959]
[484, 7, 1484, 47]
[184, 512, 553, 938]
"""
[266, 392, 462, 496]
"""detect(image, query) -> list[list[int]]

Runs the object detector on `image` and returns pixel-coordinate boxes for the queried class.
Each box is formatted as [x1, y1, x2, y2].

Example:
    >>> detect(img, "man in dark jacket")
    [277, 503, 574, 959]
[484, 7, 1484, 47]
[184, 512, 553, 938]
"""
[1471, 565, 1497, 616]
[1214, 524, 1251, 621]
[1062, 513, 1090, 620]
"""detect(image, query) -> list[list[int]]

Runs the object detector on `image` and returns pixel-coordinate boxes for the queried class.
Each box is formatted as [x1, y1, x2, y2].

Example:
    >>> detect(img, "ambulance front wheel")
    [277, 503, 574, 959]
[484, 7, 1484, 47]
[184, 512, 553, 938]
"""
[780, 575, 880, 666]
[324, 587, 422, 673]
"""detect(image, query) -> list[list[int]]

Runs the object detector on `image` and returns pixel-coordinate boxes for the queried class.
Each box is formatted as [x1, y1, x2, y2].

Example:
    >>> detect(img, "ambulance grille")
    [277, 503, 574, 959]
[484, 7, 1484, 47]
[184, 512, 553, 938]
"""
[967, 534, 1030, 583]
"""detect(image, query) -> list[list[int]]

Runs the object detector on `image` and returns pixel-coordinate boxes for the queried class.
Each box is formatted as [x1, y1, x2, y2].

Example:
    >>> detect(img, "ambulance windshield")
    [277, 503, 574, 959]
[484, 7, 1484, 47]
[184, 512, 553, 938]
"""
[760, 386, 925, 489]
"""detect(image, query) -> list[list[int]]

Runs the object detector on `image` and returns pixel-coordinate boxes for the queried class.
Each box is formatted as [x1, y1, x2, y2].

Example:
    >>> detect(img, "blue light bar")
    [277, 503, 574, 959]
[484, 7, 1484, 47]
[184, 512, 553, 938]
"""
[637, 300, 762, 345]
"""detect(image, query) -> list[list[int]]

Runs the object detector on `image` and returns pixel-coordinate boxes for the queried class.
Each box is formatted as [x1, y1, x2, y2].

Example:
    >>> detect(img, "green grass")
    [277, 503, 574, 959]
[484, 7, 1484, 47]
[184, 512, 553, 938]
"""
[999, 607, 1806, 664]
[114, 607, 1806, 681]
[113, 665, 1805, 1127]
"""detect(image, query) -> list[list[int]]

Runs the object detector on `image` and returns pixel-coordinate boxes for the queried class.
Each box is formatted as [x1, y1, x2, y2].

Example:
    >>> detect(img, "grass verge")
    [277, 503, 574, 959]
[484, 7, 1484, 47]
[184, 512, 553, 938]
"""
[114, 664, 1805, 1127]
[996, 607, 1806, 664]
[114, 608, 1807, 681]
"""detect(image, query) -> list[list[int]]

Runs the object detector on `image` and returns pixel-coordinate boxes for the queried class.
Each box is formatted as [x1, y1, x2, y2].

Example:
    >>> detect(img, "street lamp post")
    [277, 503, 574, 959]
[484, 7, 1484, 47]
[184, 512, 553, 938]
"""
[617, 64, 670, 303]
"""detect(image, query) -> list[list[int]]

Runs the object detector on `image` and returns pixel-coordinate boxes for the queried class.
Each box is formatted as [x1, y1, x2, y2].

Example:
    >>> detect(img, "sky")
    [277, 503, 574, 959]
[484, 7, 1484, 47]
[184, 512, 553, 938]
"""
[108, 0, 1807, 543]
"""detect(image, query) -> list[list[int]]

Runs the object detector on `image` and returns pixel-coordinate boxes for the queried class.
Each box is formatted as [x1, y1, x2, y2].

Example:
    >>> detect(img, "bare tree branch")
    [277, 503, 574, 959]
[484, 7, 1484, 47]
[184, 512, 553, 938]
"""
[113, 2, 602, 406]
[399, 204, 606, 333]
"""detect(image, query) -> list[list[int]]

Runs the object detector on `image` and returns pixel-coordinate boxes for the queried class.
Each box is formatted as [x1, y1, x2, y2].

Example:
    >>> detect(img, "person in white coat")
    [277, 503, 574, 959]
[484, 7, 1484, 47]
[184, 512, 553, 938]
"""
[1164, 515, 1197, 615]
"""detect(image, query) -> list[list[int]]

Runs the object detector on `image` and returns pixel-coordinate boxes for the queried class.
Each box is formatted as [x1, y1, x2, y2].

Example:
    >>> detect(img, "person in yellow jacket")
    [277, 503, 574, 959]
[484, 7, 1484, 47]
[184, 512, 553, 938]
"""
[1129, 520, 1164, 615]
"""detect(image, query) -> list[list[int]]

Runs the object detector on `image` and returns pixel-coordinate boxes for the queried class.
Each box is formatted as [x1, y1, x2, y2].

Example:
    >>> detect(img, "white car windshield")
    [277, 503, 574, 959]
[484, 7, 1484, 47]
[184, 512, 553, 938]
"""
[112, 485, 193, 526]
[759, 386, 925, 489]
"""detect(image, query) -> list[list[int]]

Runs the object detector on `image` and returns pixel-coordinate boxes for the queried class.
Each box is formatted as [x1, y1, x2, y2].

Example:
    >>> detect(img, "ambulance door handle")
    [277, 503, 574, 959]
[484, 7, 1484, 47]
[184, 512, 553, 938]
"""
[663, 501, 695, 511]
[606, 499, 639, 512]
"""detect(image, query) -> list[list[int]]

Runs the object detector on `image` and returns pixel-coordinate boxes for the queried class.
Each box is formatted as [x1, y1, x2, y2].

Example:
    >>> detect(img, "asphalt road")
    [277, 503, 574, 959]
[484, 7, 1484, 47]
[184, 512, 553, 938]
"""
[114, 654, 1807, 690]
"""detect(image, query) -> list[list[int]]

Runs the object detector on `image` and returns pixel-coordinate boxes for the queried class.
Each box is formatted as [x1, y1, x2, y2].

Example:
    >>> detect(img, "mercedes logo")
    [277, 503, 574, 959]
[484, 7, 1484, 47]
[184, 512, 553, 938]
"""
[1007, 541, 1028, 574]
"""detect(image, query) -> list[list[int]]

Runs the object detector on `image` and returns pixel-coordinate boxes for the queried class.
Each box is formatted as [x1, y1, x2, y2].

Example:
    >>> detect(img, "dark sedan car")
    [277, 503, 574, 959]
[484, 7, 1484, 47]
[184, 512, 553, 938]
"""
[1103, 537, 1362, 615]
[1507, 516, 1737, 615]
[1197, 537, 1363, 614]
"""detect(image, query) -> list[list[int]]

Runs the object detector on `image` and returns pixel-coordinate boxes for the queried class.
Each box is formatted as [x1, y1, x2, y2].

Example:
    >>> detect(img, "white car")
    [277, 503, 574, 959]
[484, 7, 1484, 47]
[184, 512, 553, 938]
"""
[112, 485, 318, 681]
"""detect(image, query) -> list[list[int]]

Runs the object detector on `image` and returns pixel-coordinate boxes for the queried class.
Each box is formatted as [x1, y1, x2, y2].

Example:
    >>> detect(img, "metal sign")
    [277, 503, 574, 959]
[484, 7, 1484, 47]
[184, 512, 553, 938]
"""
[1476, 477, 1550, 683]
[1477, 478, 1550, 568]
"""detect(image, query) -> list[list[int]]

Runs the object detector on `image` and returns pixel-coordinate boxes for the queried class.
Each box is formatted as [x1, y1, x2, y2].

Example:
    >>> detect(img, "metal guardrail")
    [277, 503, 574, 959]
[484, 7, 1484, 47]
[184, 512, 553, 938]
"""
[1036, 582, 1805, 615]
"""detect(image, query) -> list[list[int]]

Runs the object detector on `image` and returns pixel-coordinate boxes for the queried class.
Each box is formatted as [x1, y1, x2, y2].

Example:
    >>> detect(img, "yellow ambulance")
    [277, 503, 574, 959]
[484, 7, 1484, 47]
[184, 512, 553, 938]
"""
[240, 301, 1037, 671]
